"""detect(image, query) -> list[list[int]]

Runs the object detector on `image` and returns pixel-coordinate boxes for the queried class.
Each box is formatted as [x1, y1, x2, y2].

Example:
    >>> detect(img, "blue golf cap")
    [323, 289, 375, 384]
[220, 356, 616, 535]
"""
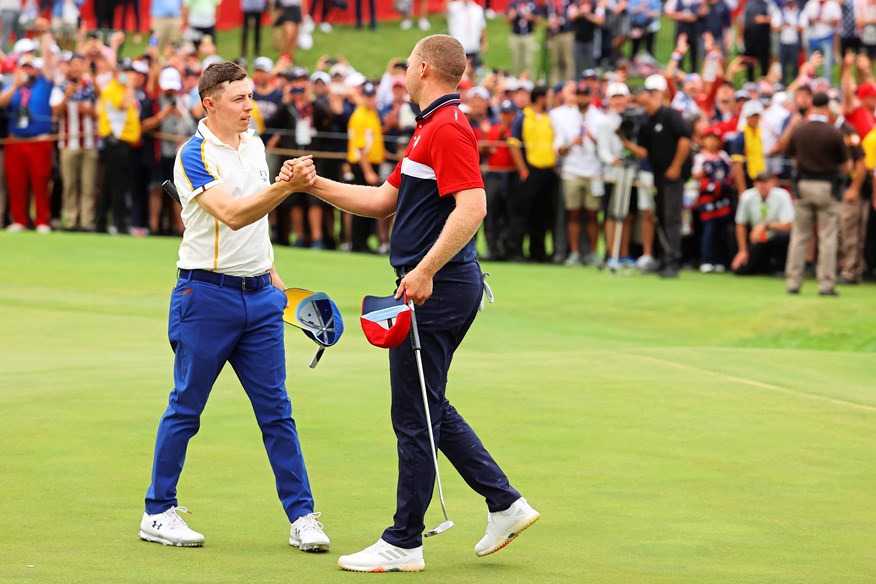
[283, 288, 344, 367]
[361, 294, 411, 349]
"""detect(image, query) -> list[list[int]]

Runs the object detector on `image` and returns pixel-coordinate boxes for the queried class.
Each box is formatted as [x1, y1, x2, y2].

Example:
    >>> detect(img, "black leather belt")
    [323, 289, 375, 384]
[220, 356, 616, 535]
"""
[178, 269, 272, 291]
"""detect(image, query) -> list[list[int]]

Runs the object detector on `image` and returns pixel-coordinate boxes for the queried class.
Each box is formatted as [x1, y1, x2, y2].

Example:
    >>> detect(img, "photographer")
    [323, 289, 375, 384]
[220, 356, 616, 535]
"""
[619, 75, 692, 278]
[596, 81, 643, 267]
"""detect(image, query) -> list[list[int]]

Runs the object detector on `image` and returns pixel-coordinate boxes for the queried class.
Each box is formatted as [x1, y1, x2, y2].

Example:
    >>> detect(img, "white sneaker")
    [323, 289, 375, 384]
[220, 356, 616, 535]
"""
[699, 263, 715, 273]
[290, 512, 330, 552]
[318, 21, 333, 33]
[636, 254, 656, 271]
[474, 497, 540, 557]
[400, 18, 413, 30]
[564, 251, 581, 266]
[5, 223, 26, 232]
[36, 224, 52, 234]
[139, 507, 205, 547]
[418, 17, 430, 30]
[338, 539, 425, 573]
[301, 15, 315, 33]
[485, 8, 496, 19]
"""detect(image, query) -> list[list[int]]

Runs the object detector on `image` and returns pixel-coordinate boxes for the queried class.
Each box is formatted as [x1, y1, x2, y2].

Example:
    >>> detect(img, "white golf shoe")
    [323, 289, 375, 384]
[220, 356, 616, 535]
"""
[139, 507, 205, 547]
[290, 512, 331, 552]
[474, 497, 540, 557]
[338, 539, 425, 573]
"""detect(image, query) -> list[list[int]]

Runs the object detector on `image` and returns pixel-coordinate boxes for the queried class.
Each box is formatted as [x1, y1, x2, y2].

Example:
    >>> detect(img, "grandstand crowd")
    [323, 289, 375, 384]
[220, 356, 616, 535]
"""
[1, 0, 875, 282]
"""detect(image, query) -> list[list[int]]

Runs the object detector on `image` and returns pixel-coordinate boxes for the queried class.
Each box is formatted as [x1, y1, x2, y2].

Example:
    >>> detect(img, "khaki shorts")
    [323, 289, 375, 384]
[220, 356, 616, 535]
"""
[563, 175, 603, 211]
[637, 170, 655, 211]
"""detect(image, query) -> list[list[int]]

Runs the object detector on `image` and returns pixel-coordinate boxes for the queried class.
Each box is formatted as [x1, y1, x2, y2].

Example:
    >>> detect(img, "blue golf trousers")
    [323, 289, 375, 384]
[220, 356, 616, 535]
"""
[145, 274, 315, 523]
[382, 261, 521, 549]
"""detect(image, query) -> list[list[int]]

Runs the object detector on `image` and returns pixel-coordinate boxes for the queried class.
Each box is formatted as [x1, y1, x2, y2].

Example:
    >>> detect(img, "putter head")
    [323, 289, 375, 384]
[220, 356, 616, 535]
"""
[423, 520, 455, 538]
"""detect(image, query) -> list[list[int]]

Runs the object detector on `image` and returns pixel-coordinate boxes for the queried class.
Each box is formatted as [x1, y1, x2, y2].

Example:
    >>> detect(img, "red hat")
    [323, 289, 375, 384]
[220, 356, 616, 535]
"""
[703, 126, 722, 138]
[856, 82, 876, 99]
[360, 294, 411, 349]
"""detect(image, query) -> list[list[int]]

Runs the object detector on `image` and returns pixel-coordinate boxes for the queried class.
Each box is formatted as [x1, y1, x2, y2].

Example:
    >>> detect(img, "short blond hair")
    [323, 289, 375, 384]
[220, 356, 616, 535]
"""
[413, 34, 467, 87]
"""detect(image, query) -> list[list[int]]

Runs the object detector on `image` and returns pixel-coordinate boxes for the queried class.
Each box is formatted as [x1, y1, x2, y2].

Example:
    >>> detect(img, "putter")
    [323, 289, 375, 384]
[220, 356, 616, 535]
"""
[407, 301, 454, 538]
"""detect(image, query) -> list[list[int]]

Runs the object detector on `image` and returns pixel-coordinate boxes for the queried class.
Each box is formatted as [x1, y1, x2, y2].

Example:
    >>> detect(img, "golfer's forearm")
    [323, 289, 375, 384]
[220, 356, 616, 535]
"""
[202, 182, 290, 230]
[309, 176, 396, 219]
[417, 190, 486, 278]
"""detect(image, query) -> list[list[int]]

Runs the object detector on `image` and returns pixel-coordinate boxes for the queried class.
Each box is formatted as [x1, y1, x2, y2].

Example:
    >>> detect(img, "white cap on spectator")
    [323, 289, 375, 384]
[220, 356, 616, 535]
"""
[131, 60, 149, 75]
[12, 38, 37, 55]
[311, 71, 330, 84]
[771, 91, 789, 107]
[644, 74, 667, 92]
[329, 63, 349, 78]
[345, 71, 366, 88]
[741, 99, 764, 117]
[519, 79, 534, 92]
[467, 86, 490, 101]
[606, 82, 630, 98]
[159, 67, 182, 91]
[504, 77, 520, 92]
[253, 56, 273, 72]
[202, 55, 223, 69]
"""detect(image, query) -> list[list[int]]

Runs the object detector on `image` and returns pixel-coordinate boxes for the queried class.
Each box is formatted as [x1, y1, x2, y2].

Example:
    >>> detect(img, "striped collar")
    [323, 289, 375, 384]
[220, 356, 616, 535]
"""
[197, 118, 256, 148]
[415, 94, 462, 121]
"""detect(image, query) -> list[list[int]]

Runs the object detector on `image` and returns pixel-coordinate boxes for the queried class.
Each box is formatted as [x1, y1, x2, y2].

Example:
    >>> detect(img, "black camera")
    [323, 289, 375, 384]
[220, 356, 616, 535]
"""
[618, 107, 644, 142]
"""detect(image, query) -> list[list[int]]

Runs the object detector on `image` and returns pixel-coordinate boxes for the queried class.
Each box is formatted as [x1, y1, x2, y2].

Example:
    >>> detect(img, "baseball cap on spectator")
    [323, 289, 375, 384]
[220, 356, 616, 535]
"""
[499, 98, 517, 113]
[581, 69, 597, 80]
[459, 103, 471, 114]
[329, 63, 348, 78]
[811, 91, 830, 107]
[552, 81, 565, 95]
[286, 66, 308, 80]
[467, 86, 490, 101]
[361, 81, 377, 96]
[457, 77, 474, 91]
[345, 71, 366, 88]
[311, 71, 330, 84]
[703, 126, 722, 138]
[856, 82, 876, 99]
[202, 55, 223, 69]
[12, 37, 37, 55]
[684, 73, 701, 84]
[607, 82, 630, 98]
[644, 74, 667, 92]
[519, 79, 534, 92]
[504, 77, 520, 92]
[742, 82, 757, 93]
[735, 90, 750, 101]
[253, 56, 273, 72]
[771, 92, 789, 107]
[159, 67, 182, 91]
[741, 99, 764, 117]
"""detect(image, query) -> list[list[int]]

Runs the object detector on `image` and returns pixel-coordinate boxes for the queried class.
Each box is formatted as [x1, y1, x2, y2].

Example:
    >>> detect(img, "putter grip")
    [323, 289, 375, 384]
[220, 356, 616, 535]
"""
[162, 180, 182, 205]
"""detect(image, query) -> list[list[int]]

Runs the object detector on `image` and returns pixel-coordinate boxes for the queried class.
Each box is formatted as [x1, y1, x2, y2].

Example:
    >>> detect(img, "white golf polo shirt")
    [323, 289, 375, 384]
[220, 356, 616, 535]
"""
[174, 118, 274, 276]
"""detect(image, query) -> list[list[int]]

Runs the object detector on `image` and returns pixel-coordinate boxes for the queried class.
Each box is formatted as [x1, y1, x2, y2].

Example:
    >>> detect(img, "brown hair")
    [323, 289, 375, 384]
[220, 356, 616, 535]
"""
[198, 61, 248, 104]
[413, 34, 467, 87]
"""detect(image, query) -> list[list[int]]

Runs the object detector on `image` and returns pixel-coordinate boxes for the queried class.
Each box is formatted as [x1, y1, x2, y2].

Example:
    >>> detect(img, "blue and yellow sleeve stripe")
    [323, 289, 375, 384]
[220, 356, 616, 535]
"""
[179, 135, 222, 196]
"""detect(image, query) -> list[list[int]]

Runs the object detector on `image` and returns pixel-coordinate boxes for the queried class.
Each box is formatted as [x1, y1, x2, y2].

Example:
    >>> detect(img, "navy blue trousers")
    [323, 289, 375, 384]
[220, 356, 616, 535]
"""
[382, 262, 521, 549]
[145, 275, 315, 523]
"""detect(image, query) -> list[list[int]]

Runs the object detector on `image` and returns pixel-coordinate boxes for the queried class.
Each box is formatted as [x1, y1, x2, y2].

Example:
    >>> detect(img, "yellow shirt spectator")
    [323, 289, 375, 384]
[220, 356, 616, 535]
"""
[862, 127, 876, 170]
[507, 106, 556, 170]
[97, 77, 142, 145]
[347, 105, 385, 165]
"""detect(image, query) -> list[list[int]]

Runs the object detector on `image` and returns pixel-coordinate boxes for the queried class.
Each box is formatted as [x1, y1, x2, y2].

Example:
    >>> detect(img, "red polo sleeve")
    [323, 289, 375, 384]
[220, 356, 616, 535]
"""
[430, 122, 485, 197]
[387, 159, 403, 189]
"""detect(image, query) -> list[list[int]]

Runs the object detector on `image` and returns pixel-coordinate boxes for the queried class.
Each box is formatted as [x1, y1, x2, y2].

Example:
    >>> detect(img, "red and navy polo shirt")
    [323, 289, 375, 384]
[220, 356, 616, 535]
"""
[387, 93, 485, 269]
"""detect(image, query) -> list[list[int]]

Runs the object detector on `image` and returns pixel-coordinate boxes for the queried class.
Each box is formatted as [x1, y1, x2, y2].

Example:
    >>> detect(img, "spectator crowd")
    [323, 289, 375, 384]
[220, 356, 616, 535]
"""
[1, 0, 875, 284]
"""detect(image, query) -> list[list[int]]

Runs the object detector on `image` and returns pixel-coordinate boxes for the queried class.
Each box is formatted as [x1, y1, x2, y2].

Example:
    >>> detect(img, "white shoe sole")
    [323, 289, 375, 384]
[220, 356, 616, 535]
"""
[139, 530, 204, 547]
[475, 511, 540, 557]
[337, 560, 425, 573]
[290, 537, 331, 553]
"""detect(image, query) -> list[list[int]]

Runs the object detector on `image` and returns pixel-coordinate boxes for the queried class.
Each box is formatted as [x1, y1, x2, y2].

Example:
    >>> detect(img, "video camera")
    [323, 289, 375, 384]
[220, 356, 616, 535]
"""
[618, 107, 645, 142]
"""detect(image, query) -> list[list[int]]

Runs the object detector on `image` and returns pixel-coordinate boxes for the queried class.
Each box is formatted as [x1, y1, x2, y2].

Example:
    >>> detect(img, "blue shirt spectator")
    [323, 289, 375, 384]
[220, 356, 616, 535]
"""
[151, 0, 182, 18]
[8, 74, 53, 137]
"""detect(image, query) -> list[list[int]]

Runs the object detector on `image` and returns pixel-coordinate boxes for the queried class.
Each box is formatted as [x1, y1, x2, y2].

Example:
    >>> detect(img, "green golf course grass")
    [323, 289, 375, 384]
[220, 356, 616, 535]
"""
[1, 232, 874, 583]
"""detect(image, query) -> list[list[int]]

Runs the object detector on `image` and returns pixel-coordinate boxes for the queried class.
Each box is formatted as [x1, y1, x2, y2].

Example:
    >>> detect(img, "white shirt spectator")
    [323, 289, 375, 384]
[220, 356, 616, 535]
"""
[735, 186, 795, 232]
[803, 0, 841, 40]
[772, 3, 808, 45]
[447, 0, 487, 54]
[184, 0, 221, 28]
[550, 104, 604, 179]
[595, 109, 626, 183]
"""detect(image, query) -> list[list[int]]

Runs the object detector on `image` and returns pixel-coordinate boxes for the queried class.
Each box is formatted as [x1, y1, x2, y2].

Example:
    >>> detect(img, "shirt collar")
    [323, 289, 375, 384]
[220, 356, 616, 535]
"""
[197, 118, 256, 148]
[415, 93, 462, 121]
[809, 114, 829, 123]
